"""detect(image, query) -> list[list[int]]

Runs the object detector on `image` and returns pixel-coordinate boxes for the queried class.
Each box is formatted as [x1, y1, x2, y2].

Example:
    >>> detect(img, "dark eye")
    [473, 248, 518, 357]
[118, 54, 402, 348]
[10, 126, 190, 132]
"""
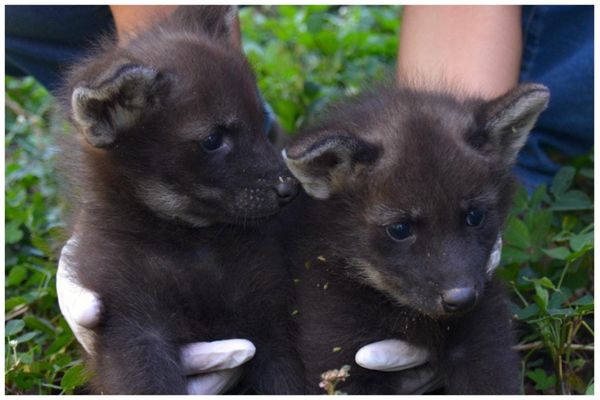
[466, 209, 485, 227]
[200, 132, 223, 152]
[386, 223, 412, 241]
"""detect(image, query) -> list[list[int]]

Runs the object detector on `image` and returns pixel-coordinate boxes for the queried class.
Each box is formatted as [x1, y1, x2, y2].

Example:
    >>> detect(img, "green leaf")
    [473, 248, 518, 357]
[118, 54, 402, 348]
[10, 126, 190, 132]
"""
[571, 294, 594, 307]
[551, 166, 575, 196]
[512, 185, 528, 211]
[501, 246, 530, 265]
[547, 307, 574, 317]
[561, 214, 578, 232]
[14, 331, 39, 344]
[315, 31, 339, 55]
[514, 303, 540, 320]
[542, 247, 571, 260]
[306, 13, 328, 33]
[573, 303, 594, 315]
[54, 353, 73, 369]
[551, 190, 593, 211]
[60, 364, 89, 391]
[526, 368, 557, 391]
[30, 234, 53, 257]
[566, 245, 593, 263]
[23, 314, 56, 336]
[12, 371, 36, 391]
[548, 290, 569, 309]
[6, 265, 28, 287]
[503, 218, 531, 250]
[533, 284, 549, 310]
[6, 319, 26, 337]
[529, 184, 549, 208]
[528, 210, 552, 253]
[46, 332, 74, 356]
[585, 382, 594, 395]
[5, 296, 26, 312]
[569, 232, 594, 252]
[5, 221, 24, 244]
[535, 277, 556, 290]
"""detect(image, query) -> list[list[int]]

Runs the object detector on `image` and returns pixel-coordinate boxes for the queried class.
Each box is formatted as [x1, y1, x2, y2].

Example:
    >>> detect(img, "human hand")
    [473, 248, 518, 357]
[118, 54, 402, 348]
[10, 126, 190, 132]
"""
[355, 340, 439, 394]
[180, 339, 256, 394]
[355, 235, 503, 393]
[56, 238, 256, 394]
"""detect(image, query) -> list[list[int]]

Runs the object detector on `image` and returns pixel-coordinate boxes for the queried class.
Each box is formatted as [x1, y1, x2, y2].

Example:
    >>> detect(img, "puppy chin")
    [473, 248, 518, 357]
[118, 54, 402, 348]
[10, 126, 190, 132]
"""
[228, 194, 283, 222]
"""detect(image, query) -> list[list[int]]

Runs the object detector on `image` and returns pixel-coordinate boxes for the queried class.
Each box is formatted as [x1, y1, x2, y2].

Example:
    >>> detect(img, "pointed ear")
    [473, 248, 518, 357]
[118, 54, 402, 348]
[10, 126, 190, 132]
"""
[71, 65, 163, 148]
[283, 134, 381, 199]
[173, 6, 238, 46]
[471, 83, 549, 166]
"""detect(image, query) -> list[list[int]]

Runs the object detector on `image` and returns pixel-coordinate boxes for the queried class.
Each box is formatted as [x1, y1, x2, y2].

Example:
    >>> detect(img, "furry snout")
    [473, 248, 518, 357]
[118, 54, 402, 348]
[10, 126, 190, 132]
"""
[230, 175, 298, 219]
[440, 287, 478, 314]
[274, 176, 299, 204]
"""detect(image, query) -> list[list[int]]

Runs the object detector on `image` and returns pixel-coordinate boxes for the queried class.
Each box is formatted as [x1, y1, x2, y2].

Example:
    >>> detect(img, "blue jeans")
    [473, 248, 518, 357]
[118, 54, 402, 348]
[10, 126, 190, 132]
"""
[515, 5, 594, 190]
[6, 6, 114, 92]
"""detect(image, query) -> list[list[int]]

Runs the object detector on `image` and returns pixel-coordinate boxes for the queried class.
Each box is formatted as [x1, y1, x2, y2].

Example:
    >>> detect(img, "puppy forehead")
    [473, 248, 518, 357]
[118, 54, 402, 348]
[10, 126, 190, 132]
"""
[174, 115, 240, 140]
[369, 91, 476, 143]
[364, 148, 497, 217]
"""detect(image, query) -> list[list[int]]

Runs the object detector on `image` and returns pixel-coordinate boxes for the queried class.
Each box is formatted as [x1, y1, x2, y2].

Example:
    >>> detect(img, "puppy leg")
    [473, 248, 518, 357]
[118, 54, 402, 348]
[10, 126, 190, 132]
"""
[90, 322, 187, 394]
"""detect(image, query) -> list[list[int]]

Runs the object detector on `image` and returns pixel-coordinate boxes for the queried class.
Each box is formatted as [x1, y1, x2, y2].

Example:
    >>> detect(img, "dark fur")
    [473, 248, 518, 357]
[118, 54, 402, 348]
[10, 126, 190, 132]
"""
[59, 6, 303, 394]
[282, 83, 549, 394]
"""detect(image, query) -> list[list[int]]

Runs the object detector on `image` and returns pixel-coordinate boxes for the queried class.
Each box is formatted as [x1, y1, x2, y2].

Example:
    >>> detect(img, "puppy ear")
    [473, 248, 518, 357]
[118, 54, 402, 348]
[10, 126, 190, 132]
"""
[470, 84, 549, 166]
[71, 65, 162, 148]
[173, 6, 238, 46]
[283, 134, 380, 199]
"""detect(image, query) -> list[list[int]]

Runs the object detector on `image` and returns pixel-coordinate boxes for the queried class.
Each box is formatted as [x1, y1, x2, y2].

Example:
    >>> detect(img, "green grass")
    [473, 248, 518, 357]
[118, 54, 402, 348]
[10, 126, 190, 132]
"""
[4, 5, 594, 395]
[5, 76, 79, 394]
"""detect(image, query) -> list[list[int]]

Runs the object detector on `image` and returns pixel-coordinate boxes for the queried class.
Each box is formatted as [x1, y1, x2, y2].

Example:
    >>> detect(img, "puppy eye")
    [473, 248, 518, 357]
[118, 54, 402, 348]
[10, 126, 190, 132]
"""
[200, 132, 223, 152]
[465, 209, 485, 227]
[386, 222, 412, 241]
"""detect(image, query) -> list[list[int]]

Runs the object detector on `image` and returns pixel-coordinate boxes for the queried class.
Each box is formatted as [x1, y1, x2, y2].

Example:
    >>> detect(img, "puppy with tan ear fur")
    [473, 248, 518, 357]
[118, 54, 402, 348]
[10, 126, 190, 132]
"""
[59, 6, 303, 394]
[282, 83, 548, 394]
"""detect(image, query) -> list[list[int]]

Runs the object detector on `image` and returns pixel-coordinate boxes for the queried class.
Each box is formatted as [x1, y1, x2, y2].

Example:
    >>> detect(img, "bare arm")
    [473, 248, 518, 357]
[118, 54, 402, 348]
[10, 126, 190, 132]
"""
[397, 6, 522, 99]
[109, 6, 177, 41]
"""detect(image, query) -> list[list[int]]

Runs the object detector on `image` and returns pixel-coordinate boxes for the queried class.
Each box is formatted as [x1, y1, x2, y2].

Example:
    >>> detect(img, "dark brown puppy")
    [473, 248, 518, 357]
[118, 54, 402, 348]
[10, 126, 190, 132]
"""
[282, 83, 549, 394]
[59, 6, 303, 394]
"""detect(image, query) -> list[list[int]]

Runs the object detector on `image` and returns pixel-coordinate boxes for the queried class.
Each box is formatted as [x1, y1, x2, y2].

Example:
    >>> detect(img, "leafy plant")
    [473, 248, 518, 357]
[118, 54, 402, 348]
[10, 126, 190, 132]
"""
[5, 76, 84, 394]
[498, 156, 594, 394]
[239, 5, 401, 133]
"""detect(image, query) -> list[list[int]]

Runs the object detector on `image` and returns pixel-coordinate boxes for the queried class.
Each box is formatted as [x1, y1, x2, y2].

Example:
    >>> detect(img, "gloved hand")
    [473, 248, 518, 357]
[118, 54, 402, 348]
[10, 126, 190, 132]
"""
[56, 238, 256, 395]
[354, 235, 503, 394]
[356, 340, 439, 393]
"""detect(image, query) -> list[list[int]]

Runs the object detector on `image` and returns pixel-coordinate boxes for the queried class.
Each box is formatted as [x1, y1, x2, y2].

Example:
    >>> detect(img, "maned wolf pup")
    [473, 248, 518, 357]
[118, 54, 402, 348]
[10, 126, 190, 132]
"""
[59, 6, 303, 394]
[282, 83, 549, 394]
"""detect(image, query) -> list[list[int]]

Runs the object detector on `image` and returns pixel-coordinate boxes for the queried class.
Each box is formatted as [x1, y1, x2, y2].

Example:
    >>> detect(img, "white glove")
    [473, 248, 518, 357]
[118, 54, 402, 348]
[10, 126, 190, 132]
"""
[56, 238, 256, 395]
[355, 235, 503, 393]
[355, 340, 438, 393]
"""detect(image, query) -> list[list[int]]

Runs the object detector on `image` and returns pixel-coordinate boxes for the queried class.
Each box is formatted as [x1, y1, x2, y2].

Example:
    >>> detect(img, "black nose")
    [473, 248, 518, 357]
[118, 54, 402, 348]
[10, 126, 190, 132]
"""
[441, 287, 476, 313]
[274, 179, 298, 204]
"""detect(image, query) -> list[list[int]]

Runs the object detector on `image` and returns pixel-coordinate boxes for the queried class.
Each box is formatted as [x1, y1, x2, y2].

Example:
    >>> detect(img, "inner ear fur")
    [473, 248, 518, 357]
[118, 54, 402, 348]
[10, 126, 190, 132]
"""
[470, 83, 550, 166]
[71, 64, 164, 148]
[283, 134, 380, 199]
